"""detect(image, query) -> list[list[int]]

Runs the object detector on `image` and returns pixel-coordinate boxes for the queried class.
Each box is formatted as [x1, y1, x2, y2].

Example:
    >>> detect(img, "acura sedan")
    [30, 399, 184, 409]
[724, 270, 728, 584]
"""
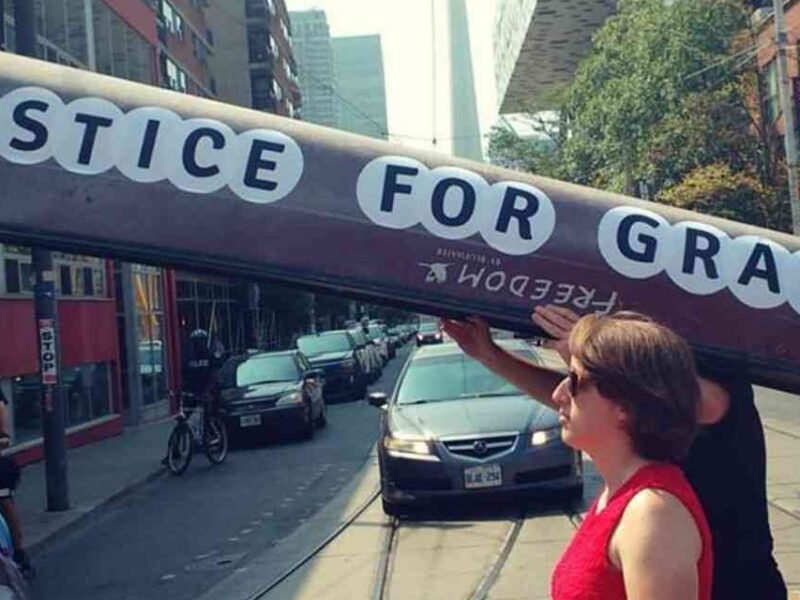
[218, 350, 326, 441]
[370, 341, 583, 516]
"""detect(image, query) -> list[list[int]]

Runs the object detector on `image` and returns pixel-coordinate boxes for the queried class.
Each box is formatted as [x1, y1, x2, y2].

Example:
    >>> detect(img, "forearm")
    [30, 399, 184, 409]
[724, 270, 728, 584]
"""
[481, 344, 563, 410]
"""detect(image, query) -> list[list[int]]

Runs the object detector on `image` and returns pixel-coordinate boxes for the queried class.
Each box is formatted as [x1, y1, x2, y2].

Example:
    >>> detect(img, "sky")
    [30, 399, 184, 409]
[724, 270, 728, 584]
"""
[284, 0, 499, 156]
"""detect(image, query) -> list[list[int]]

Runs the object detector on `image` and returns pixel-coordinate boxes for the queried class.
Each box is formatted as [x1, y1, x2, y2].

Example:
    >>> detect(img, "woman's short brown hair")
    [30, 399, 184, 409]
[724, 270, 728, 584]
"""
[568, 311, 699, 462]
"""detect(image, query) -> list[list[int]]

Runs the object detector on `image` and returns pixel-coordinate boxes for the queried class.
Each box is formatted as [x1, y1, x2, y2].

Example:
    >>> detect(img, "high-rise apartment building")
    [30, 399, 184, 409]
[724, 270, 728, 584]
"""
[206, 0, 300, 117]
[289, 9, 337, 127]
[332, 34, 388, 139]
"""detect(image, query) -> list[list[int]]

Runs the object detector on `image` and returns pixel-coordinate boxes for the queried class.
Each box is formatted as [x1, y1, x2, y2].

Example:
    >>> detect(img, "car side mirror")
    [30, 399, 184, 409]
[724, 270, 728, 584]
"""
[367, 392, 388, 408]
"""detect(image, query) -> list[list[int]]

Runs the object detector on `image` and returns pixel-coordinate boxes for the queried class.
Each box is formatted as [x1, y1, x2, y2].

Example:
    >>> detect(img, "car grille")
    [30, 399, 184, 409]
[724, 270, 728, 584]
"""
[514, 465, 572, 485]
[442, 434, 518, 460]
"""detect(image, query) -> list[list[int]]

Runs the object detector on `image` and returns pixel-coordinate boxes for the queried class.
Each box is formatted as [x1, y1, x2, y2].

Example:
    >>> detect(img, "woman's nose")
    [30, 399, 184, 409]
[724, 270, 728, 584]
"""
[552, 378, 570, 408]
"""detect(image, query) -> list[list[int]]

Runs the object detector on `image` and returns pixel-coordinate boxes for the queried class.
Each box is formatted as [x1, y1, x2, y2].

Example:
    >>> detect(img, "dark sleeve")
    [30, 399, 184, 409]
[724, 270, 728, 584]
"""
[0, 389, 6, 405]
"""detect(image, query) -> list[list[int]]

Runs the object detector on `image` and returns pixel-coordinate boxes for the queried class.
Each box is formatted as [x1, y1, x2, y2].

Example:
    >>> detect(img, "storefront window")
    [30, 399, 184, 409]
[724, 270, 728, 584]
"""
[9, 362, 112, 445]
[134, 266, 167, 406]
[10, 375, 42, 445]
[63, 363, 111, 427]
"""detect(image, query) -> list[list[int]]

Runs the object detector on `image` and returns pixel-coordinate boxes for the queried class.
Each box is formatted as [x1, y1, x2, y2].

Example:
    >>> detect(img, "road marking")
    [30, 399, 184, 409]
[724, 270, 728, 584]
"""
[240, 528, 253, 535]
[228, 537, 240, 542]
[160, 574, 176, 581]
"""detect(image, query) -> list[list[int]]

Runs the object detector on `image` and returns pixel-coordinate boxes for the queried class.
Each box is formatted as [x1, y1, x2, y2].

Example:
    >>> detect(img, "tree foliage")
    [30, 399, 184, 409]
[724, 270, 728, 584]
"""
[488, 0, 791, 230]
[656, 163, 784, 228]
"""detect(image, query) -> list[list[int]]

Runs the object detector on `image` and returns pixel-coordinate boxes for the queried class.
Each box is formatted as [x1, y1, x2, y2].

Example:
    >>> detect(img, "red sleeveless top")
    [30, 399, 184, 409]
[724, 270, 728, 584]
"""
[551, 463, 713, 600]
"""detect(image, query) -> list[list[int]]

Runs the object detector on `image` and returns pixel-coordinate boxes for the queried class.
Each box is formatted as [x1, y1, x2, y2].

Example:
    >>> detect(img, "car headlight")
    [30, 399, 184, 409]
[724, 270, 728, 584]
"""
[383, 435, 439, 461]
[434, 332, 442, 339]
[276, 392, 304, 406]
[530, 428, 560, 447]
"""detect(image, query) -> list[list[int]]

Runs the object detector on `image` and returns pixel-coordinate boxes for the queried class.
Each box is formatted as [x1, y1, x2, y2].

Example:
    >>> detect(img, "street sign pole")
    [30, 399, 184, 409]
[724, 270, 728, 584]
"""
[13, 0, 70, 511]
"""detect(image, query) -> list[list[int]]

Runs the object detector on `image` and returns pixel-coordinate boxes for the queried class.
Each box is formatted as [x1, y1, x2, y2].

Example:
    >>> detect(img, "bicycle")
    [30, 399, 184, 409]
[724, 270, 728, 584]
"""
[165, 391, 229, 476]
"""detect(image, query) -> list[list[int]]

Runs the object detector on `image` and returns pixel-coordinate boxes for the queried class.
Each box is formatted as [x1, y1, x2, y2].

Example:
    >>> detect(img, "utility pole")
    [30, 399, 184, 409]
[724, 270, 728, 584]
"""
[773, 0, 800, 235]
[12, 0, 70, 511]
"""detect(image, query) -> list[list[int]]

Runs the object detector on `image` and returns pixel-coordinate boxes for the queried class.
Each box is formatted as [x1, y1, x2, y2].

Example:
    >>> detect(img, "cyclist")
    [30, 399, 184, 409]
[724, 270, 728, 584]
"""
[162, 329, 219, 466]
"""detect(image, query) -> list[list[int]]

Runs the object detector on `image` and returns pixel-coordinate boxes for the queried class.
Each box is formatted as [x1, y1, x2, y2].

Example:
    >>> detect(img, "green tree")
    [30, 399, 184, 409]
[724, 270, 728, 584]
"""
[491, 0, 791, 230]
[560, 0, 751, 192]
[656, 163, 788, 229]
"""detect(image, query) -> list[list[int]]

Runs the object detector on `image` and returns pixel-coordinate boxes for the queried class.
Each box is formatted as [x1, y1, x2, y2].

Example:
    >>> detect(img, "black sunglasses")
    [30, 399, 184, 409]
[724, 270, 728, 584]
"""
[567, 369, 591, 397]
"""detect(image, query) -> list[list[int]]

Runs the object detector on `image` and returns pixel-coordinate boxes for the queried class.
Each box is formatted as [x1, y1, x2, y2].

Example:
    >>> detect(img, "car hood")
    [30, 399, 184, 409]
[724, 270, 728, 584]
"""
[305, 351, 352, 364]
[221, 381, 299, 404]
[388, 395, 559, 439]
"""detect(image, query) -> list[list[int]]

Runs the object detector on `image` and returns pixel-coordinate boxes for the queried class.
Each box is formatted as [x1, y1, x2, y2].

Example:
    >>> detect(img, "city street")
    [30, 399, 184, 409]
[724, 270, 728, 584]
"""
[28, 347, 412, 600]
[26, 342, 800, 600]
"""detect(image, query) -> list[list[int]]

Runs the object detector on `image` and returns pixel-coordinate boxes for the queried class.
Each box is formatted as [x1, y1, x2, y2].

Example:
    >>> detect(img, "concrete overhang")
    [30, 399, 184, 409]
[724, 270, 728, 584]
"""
[499, 0, 617, 113]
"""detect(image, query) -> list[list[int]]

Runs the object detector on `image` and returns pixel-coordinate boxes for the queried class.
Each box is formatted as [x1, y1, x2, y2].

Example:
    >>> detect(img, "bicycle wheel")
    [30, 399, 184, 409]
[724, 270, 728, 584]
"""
[204, 415, 229, 465]
[167, 421, 194, 476]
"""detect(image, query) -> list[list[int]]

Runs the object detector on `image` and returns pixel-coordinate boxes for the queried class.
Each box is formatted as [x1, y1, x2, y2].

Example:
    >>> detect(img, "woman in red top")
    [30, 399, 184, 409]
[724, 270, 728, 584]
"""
[549, 313, 713, 600]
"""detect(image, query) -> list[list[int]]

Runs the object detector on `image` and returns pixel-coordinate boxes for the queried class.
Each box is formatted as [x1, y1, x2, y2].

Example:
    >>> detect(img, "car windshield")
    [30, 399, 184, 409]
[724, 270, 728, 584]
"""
[397, 351, 532, 405]
[297, 333, 351, 356]
[418, 322, 439, 333]
[233, 355, 299, 386]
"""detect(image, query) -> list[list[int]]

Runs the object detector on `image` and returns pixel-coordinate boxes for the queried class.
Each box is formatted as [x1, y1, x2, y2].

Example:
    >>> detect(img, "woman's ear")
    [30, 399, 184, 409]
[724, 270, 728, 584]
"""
[615, 406, 630, 431]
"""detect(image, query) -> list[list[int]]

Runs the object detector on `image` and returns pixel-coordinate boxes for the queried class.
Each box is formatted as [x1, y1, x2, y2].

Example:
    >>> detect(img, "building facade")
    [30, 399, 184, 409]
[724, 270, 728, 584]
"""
[289, 9, 337, 127]
[206, 0, 300, 117]
[493, 0, 617, 113]
[332, 34, 388, 139]
[0, 0, 181, 463]
[1, 0, 305, 465]
[755, 2, 800, 139]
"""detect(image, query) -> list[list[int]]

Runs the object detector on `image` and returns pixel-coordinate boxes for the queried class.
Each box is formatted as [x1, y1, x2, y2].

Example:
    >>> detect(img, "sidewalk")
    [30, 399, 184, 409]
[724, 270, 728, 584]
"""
[17, 418, 172, 555]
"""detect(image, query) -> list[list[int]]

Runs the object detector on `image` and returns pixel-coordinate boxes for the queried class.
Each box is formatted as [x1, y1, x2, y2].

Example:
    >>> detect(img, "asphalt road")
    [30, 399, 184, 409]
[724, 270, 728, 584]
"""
[30, 345, 413, 600]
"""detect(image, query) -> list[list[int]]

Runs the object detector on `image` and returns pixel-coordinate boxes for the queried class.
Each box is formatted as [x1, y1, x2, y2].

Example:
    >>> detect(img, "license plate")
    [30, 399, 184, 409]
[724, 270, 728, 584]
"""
[464, 464, 502, 489]
[240, 414, 262, 427]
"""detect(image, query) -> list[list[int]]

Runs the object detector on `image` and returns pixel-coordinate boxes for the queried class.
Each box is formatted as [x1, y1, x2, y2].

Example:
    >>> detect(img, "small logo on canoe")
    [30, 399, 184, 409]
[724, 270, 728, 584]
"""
[418, 263, 451, 284]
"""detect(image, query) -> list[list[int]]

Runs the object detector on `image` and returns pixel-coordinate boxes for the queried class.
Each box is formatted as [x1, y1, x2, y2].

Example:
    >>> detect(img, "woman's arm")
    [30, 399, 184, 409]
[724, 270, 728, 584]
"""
[610, 489, 703, 600]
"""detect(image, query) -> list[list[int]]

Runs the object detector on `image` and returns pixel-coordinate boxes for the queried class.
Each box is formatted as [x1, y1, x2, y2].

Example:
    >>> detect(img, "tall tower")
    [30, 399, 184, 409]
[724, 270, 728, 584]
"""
[448, 0, 483, 160]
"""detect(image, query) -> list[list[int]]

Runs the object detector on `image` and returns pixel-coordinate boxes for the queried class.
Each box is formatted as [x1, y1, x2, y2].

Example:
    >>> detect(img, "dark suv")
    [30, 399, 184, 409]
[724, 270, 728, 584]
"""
[297, 330, 368, 401]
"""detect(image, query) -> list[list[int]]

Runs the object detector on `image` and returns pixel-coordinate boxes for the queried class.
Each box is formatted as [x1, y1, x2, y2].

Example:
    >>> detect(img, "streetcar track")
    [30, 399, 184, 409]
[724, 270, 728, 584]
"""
[252, 493, 584, 600]
[245, 487, 382, 600]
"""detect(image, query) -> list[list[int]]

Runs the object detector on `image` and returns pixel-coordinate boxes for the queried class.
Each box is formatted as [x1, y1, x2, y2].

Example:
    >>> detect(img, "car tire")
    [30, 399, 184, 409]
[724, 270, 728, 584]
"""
[301, 401, 314, 440]
[559, 483, 584, 504]
[381, 498, 402, 518]
[353, 379, 368, 401]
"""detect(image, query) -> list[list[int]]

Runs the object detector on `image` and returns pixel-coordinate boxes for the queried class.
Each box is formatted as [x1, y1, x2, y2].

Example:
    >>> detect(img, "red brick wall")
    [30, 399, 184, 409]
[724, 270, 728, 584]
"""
[756, 0, 800, 135]
[102, 0, 158, 47]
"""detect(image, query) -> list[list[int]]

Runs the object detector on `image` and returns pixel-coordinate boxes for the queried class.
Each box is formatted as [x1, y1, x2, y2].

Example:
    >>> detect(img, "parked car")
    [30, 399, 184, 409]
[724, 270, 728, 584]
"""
[296, 330, 367, 402]
[218, 350, 326, 441]
[415, 321, 443, 346]
[369, 340, 583, 516]
[349, 327, 382, 383]
[366, 323, 392, 362]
